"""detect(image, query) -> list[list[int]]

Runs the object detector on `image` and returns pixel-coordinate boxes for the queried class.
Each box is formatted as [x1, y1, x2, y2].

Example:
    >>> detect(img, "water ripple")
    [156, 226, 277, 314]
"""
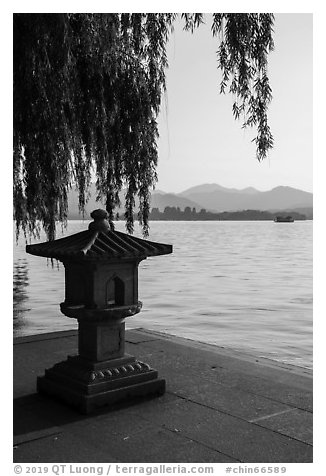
[13, 220, 312, 367]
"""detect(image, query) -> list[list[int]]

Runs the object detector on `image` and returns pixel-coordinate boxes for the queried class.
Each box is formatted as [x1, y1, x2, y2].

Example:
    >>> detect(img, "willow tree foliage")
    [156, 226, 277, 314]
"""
[13, 13, 274, 240]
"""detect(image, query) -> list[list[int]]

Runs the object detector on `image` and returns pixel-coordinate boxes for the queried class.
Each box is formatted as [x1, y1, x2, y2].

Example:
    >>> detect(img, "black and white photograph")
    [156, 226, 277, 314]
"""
[11, 3, 317, 472]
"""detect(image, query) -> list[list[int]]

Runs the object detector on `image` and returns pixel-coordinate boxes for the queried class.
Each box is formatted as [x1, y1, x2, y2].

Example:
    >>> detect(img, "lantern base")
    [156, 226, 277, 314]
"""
[37, 354, 165, 414]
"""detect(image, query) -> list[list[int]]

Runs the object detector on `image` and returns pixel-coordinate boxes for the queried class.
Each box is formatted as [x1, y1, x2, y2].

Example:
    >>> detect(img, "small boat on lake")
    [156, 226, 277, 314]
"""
[274, 215, 294, 223]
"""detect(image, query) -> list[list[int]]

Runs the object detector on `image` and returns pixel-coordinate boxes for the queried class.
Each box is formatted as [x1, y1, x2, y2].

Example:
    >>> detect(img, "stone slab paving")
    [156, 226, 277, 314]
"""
[13, 329, 313, 463]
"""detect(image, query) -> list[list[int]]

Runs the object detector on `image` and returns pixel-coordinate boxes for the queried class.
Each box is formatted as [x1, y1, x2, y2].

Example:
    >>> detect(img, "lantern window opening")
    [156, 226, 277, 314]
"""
[106, 275, 125, 307]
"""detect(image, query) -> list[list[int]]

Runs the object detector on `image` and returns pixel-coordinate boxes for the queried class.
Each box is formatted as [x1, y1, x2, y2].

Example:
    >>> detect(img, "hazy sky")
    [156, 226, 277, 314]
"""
[156, 13, 313, 193]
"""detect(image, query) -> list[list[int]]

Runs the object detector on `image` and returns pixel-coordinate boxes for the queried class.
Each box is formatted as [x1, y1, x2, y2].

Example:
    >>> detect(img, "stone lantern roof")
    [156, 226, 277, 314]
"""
[26, 209, 172, 261]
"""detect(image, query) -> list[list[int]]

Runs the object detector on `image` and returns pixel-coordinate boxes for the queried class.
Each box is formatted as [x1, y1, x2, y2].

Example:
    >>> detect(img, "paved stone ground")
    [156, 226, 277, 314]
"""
[13, 329, 313, 463]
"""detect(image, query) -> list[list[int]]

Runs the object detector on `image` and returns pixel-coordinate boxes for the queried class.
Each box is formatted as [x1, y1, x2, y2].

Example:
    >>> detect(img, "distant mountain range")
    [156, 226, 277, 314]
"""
[67, 183, 313, 219]
[178, 183, 313, 214]
[67, 184, 201, 219]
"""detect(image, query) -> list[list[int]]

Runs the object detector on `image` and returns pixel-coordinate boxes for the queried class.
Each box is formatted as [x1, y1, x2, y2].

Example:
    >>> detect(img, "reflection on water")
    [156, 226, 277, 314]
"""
[13, 220, 312, 369]
[13, 258, 30, 331]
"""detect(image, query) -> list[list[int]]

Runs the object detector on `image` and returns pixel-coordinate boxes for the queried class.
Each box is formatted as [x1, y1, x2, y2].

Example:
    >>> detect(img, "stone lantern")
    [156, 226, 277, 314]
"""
[26, 209, 172, 413]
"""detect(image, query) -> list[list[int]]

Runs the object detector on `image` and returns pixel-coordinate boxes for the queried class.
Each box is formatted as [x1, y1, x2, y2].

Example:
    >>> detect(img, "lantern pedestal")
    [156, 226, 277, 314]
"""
[37, 309, 165, 414]
[37, 352, 165, 414]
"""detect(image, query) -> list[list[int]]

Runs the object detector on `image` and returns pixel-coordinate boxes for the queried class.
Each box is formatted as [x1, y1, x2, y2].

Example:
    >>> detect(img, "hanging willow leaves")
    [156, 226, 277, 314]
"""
[212, 13, 275, 160]
[13, 13, 274, 241]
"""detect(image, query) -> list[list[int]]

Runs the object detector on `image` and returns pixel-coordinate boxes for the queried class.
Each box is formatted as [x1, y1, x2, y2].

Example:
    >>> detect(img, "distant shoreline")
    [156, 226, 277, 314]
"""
[68, 217, 312, 221]
[68, 209, 312, 221]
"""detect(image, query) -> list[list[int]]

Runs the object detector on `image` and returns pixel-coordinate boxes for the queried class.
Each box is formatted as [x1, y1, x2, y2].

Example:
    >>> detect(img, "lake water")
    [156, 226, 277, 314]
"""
[13, 220, 313, 369]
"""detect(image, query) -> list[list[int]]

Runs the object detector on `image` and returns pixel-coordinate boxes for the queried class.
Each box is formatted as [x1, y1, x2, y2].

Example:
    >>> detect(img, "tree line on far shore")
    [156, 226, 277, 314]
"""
[140, 206, 307, 221]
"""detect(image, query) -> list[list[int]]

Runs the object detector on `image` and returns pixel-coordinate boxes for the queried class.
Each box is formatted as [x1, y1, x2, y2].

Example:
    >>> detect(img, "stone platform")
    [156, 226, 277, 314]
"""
[13, 328, 313, 463]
